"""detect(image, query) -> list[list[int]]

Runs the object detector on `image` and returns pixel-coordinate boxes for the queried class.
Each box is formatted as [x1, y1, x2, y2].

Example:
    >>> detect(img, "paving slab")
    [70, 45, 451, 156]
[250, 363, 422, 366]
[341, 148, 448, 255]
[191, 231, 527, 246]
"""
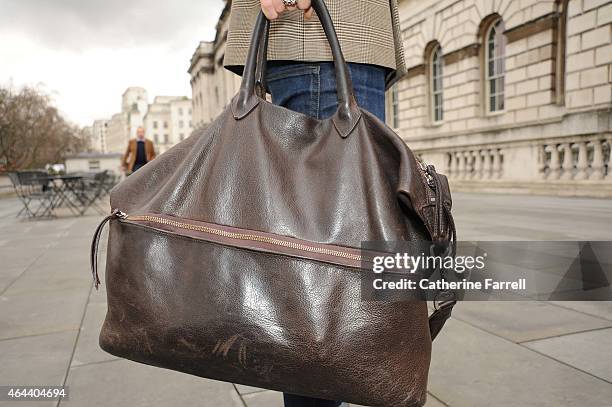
[5, 262, 91, 296]
[428, 318, 612, 407]
[242, 390, 284, 407]
[424, 394, 447, 407]
[71, 300, 118, 368]
[235, 384, 268, 395]
[0, 247, 44, 271]
[0, 266, 27, 294]
[0, 287, 88, 340]
[452, 301, 612, 343]
[549, 301, 612, 322]
[523, 327, 612, 383]
[349, 392, 446, 407]
[0, 331, 76, 407]
[63, 359, 243, 407]
[2, 193, 612, 407]
[451, 193, 612, 240]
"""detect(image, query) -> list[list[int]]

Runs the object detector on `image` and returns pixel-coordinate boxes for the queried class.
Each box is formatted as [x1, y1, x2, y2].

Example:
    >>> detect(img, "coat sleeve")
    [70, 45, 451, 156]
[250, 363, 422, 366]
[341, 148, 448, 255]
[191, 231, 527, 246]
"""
[122, 142, 131, 167]
[150, 141, 156, 160]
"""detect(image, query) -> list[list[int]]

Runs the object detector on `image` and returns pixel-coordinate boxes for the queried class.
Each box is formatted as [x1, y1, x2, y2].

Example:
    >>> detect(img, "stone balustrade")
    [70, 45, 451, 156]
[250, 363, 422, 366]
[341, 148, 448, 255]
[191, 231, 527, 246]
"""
[539, 137, 610, 181]
[415, 132, 612, 197]
[444, 148, 504, 180]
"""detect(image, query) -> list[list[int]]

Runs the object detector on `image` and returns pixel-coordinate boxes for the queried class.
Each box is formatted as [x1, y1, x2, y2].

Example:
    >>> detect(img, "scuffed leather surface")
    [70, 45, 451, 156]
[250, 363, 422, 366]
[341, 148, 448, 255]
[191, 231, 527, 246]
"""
[102, 221, 430, 407]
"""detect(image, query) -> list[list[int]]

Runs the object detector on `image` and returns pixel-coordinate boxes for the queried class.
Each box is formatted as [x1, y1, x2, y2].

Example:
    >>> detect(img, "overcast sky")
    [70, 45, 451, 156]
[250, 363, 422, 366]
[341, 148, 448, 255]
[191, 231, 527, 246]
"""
[0, 0, 225, 126]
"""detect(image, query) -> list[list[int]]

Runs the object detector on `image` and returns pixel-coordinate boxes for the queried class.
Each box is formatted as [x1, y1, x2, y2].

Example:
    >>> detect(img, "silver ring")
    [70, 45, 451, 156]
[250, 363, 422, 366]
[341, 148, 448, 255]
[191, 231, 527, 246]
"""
[282, 0, 297, 6]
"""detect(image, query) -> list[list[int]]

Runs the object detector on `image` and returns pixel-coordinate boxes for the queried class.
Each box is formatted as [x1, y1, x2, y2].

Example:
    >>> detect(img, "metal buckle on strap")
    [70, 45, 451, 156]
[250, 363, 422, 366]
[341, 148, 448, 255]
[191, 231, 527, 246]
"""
[430, 241, 456, 310]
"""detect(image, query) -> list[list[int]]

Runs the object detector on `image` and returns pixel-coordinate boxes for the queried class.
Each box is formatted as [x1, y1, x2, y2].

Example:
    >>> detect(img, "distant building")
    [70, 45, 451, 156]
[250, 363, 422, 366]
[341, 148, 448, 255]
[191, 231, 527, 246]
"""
[65, 152, 123, 174]
[143, 96, 193, 154]
[390, 0, 612, 197]
[190, 0, 612, 197]
[105, 112, 128, 154]
[123, 87, 148, 140]
[91, 119, 109, 153]
[188, 3, 240, 130]
[94, 87, 191, 155]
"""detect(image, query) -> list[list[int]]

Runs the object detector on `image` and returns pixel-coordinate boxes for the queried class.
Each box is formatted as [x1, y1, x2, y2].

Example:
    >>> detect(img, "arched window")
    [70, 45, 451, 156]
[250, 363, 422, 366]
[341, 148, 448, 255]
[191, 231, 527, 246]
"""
[485, 18, 506, 113]
[430, 45, 444, 122]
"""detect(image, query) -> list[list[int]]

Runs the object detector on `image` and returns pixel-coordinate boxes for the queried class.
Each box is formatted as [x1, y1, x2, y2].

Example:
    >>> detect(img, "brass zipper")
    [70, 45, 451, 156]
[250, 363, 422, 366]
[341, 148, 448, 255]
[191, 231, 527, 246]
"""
[120, 213, 362, 262]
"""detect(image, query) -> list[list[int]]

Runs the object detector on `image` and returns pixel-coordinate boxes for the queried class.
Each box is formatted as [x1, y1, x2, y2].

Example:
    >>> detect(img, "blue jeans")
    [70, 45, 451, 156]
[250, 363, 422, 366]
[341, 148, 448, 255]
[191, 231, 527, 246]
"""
[265, 61, 387, 407]
[266, 61, 387, 122]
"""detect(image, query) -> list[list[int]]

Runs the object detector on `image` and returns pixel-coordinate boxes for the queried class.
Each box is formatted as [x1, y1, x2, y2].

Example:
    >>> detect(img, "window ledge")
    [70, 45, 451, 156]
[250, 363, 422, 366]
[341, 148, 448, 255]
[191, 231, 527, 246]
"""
[485, 110, 505, 118]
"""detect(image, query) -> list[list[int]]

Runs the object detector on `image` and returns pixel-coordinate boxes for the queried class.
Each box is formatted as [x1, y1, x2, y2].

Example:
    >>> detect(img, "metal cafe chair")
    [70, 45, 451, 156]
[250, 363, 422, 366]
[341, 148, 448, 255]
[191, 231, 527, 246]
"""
[8, 171, 56, 218]
[77, 170, 110, 215]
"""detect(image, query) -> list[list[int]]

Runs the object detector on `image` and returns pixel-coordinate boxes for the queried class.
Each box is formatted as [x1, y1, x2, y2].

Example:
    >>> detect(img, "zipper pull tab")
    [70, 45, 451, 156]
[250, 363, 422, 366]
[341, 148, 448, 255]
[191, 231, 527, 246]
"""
[90, 209, 127, 290]
[114, 209, 128, 219]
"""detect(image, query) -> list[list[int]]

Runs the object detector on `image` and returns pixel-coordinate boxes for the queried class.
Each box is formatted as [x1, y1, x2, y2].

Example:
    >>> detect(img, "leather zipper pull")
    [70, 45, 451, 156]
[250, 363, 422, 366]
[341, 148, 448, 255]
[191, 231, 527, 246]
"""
[90, 209, 127, 290]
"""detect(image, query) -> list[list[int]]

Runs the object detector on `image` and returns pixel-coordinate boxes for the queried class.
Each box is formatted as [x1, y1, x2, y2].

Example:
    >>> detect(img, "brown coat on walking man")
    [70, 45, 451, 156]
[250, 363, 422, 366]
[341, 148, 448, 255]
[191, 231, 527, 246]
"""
[122, 127, 156, 173]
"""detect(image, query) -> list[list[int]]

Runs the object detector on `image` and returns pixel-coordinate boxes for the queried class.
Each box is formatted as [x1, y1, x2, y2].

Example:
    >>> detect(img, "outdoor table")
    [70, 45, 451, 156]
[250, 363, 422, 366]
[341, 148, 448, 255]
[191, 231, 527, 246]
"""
[40, 174, 86, 216]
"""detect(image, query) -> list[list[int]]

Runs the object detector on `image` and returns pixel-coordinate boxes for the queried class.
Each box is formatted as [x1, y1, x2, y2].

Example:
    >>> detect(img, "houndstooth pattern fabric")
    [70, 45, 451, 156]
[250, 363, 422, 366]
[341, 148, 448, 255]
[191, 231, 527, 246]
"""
[223, 0, 406, 89]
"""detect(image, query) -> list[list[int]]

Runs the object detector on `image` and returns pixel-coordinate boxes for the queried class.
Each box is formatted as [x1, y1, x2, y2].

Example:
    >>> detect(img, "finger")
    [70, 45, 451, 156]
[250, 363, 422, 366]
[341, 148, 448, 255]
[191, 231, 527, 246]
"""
[273, 0, 286, 13]
[304, 6, 314, 20]
[297, 0, 311, 10]
[262, 6, 279, 20]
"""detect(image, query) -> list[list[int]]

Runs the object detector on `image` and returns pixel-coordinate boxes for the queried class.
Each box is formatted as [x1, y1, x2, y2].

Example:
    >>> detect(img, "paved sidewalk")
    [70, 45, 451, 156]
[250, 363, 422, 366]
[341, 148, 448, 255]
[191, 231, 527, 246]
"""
[0, 193, 611, 407]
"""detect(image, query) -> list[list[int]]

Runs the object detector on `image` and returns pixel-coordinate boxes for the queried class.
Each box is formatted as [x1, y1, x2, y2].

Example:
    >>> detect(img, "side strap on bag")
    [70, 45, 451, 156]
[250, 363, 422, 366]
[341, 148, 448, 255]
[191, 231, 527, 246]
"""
[427, 167, 458, 341]
[90, 209, 125, 290]
[428, 292, 456, 340]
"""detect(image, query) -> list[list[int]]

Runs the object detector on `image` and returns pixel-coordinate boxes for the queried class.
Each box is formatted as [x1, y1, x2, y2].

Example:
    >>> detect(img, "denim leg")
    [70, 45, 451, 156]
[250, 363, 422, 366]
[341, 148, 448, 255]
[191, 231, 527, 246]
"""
[266, 61, 387, 122]
[266, 63, 321, 118]
[282, 393, 343, 407]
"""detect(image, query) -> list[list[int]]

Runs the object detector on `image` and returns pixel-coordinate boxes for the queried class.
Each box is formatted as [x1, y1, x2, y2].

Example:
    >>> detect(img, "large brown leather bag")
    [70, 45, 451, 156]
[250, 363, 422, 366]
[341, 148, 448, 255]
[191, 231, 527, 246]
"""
[91, 2, 456, 405]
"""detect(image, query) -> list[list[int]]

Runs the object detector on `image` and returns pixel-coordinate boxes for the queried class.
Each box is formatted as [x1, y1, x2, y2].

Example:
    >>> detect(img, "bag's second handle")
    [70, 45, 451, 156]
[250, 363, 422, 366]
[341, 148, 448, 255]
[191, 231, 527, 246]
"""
[231, 0, 362, 138]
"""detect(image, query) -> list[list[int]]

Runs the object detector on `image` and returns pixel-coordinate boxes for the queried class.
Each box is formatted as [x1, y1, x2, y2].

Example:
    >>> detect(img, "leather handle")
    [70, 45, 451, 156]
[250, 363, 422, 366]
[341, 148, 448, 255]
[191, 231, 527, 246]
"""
[231, 0, 361, 138]
[254, 18, 270, 99]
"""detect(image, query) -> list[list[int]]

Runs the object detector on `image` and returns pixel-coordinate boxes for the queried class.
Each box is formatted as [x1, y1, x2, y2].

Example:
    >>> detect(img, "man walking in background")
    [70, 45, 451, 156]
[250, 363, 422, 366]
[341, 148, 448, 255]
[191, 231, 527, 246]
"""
[122, 127, 156, 174]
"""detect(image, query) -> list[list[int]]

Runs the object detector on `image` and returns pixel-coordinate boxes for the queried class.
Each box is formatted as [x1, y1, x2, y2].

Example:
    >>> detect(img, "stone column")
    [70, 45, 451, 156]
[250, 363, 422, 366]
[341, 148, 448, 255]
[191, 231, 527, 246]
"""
[548, 145, 561, 180]
[538, 144, 547, 179]
[590, 139, 605, 180]
[475, 150, 485, 180]
[466, 151, 475, 179]
[574, 141, 589, 180]
[560, 143, 574, 180]
[492, 149, 502, 180]
[482, 149, 491, 179]
[457, 152, 466, 180]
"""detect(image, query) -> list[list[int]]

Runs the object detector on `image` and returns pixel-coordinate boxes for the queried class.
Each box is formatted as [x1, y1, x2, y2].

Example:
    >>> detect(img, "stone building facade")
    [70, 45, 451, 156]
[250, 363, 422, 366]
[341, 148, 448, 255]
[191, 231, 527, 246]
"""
[105, 112, 129, 155]
[93, 88, 192, 155]
[103, 87, 148, 154]
[143, 96, 194, 154]
[189, 0, 612, 196]
[189, 4, 242, 130]
[91, 119, 109, 153]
